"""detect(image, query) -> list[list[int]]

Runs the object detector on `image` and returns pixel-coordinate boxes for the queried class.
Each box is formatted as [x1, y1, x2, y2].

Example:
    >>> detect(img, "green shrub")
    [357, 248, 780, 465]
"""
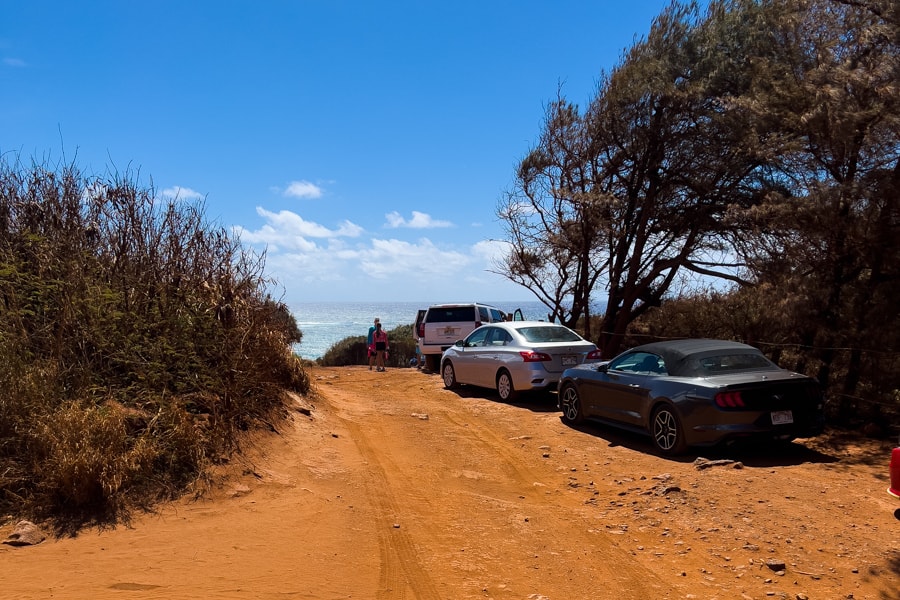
[318, 323, 419, 368]
[0, 157, 311, 529]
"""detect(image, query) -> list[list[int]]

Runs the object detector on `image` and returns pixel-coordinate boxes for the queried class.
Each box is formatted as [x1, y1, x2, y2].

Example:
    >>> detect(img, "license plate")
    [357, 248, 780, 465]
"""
[561, 355, 578, 367]
[442, 327, 457, 336]
[771, 410, 794, 425]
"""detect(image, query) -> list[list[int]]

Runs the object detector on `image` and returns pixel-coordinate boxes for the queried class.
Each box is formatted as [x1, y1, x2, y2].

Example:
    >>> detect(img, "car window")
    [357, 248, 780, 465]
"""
[489, 308, 503, 322]
[478, 306, 490, 322]
[426, 307, 476, 322]
[610, 352, 666, 374]
[515, 326, 582, 343]
[696, 352, 774, 373]
[485, 328, 512, 346]
[464, 327, 490, 347]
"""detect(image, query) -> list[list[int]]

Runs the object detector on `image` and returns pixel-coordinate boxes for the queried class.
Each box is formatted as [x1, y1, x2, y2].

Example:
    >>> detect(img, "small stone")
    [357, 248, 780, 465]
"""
[766, 558, 787, 571]
[2, 521, 45, 546]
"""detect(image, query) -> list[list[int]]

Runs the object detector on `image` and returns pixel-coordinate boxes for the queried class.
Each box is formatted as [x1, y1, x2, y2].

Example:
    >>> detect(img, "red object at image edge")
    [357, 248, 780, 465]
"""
[890, 447, 900, 499]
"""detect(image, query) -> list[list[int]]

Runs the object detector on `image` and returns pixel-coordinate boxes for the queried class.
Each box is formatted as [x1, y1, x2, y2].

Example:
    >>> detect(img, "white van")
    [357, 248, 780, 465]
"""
[416, 303, 506, 371]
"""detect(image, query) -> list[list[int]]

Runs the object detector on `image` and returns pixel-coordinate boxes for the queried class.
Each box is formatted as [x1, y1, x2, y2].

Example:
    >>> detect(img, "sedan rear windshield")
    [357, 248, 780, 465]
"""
[515, 326, 582, 343]
[696, 353, 775, 374]
[426, 307, 476, 322]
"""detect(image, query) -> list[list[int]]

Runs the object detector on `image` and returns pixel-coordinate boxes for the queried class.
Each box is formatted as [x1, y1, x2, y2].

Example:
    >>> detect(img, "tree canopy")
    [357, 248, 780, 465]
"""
[499, 0, 898, 358]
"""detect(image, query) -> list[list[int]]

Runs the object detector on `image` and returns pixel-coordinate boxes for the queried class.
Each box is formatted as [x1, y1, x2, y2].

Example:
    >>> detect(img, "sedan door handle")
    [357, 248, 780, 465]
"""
[629, 384, 641, 388]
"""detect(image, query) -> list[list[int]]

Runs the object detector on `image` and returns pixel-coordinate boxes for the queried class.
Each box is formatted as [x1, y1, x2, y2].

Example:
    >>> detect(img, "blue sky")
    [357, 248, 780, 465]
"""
[2, 1, 676, 305]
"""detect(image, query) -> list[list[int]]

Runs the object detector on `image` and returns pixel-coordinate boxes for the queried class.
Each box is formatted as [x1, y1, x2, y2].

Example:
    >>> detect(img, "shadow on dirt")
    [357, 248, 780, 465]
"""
[560, 418, 842, 467]
[880, 549, 900, 600]
[442, 387, 562, 413]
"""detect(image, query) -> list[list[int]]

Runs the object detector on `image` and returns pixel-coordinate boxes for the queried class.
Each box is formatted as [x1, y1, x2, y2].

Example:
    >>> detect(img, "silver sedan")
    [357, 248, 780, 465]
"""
[440, 321, 602, 401]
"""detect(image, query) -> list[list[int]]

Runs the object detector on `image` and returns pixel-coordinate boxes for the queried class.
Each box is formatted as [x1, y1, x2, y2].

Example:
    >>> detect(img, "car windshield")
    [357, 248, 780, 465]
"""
[514, 326, 582, 343]
[696, 352, 775, 373]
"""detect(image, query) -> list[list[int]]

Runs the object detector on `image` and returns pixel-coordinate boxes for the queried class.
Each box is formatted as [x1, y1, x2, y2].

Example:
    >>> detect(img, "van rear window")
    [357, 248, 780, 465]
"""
[426, 307, 476, 322]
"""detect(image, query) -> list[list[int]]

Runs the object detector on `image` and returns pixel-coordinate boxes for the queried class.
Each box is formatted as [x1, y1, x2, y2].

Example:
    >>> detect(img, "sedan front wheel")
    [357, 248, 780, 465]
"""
[559, 384, 585, 425]
[442, 361, 459, 389]
[651, 405, 687, 455]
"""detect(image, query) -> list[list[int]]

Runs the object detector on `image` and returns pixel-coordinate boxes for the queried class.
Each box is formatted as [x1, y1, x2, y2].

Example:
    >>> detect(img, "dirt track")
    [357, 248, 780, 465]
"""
[2, 365, 898, 599]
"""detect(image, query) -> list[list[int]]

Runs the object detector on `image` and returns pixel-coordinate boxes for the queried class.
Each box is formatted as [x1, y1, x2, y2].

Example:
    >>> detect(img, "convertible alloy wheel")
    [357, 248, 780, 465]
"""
[496, 369, 518, 401]
[651, 405, 687, 455]
[442, 361, 459, 389]
[559, 385, 585, 424]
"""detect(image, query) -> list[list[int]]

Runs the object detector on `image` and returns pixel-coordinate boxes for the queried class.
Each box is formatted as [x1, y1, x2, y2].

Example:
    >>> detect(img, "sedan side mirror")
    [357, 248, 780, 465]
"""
[455, 340, 465, 348]
[596, 363, 609, 373]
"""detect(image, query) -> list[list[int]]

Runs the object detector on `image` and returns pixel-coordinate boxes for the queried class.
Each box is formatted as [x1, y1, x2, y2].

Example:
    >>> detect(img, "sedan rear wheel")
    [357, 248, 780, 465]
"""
[559, 384, 585, 425]
[651, 405, 687, 455]
[496, 369, 519, 402]
[442, 361, 459, 389]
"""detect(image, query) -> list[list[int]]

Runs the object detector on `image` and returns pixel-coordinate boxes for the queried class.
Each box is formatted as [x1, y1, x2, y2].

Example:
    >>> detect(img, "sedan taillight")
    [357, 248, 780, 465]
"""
[586, 349, 603, 360]
[715, 391, 746, 408]
[519, 351, 552, 362]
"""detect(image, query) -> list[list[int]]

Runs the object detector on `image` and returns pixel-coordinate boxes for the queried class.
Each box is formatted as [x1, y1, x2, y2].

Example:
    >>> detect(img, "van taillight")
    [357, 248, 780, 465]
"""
[715, 391, 745, 408]
[417, 323, 424, 337]
[475, 321, 482, 328]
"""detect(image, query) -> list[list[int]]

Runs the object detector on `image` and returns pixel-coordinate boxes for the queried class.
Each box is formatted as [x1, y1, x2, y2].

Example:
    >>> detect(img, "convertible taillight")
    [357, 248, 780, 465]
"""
[519, 351, 552, 362]
[587, 349, 603, 360]
[715, 391, 746, 408]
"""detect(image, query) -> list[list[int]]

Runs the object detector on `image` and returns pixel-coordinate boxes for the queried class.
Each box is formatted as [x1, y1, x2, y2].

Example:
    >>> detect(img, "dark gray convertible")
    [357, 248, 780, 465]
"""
[557, 339, 825, 455]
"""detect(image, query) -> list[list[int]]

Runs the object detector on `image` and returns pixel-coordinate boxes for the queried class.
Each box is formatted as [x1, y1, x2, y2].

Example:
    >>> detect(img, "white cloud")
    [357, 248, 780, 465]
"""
[3, 57, 26, 68]
[284, 180, 323, 199]
[236, 207, 363, 252]
[161, 186, 203, 200]
[385, 210, 453, 229]
[236, 206, 531, 303]
[361, 238, 470, 278]
[471, 238, 512, 267]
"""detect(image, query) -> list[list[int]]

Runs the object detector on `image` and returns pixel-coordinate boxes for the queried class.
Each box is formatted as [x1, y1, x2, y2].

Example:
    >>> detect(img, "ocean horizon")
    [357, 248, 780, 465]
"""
[290, 300, 550, 360]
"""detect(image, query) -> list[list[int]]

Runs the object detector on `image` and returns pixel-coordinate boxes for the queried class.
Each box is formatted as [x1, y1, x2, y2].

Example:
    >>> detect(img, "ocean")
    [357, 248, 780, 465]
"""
[290, 300, 549, 360]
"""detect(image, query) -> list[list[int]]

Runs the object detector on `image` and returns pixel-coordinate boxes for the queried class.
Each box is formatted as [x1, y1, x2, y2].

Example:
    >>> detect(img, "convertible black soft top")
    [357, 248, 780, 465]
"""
[631, 339, 771, 377]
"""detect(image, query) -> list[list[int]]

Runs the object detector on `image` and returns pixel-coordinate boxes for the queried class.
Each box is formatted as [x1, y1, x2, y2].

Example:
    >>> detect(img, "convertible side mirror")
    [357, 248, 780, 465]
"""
[455, 340, 465, 348]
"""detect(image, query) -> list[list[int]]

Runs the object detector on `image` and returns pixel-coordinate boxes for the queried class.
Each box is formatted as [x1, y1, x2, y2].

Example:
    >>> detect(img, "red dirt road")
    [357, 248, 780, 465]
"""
[2, 365, 898, 599]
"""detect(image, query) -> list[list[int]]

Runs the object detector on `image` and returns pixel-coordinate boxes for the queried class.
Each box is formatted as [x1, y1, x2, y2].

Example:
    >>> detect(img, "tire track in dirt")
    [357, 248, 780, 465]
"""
[317, 368, 688, 599]
[334, 401, 443, 600]
[315, 366, 900, 599]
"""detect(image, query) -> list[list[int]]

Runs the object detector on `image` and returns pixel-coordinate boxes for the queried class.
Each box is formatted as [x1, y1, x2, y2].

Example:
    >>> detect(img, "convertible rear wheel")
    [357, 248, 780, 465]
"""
[442, 361, 459, 389]
[559, 384, 585, 425]
[496, 369, 519, 401]
[651, 405, 687, 455]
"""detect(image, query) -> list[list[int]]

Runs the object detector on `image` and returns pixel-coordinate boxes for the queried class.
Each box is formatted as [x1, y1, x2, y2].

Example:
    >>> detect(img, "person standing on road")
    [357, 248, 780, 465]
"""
[367, 318, 380, 370]
[372, 321, 389, 372]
